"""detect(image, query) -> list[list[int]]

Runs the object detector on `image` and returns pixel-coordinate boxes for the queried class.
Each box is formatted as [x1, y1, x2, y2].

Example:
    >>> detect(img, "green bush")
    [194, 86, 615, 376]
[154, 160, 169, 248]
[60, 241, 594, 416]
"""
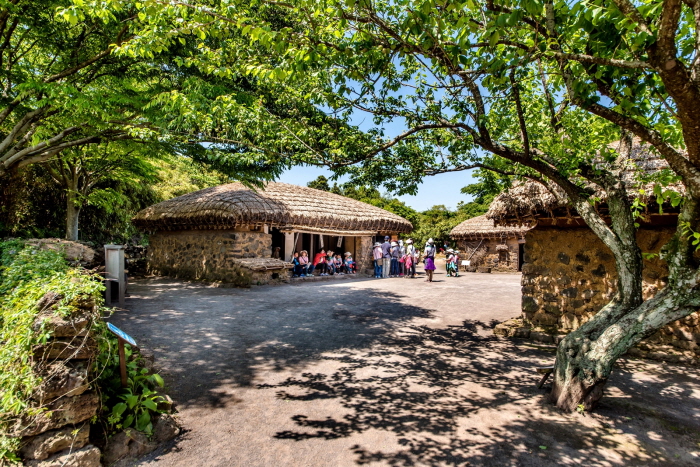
[0, 241, 167, 462]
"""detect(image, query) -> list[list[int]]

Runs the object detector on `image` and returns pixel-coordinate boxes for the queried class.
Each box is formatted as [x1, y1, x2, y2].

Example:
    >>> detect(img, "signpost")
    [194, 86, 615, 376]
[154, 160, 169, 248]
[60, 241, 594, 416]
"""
[107, 322, 137, 388]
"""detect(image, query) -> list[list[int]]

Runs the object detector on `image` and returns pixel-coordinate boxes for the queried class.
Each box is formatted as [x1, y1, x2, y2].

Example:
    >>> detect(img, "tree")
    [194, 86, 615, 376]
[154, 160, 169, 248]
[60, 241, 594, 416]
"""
[307, 175, 331, 192]
[73, 1, 700, 411]
[44, 143, 158, 241]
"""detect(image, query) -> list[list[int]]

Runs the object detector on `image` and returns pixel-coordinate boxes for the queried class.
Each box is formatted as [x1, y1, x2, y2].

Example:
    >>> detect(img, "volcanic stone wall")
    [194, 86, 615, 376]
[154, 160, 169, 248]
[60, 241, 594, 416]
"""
[147, 229, 273, 285]
[457, 237, 521, 271]
[355, 236, 374, 275]
[17, 294, 102, 466]
[521, 227, 700, 360]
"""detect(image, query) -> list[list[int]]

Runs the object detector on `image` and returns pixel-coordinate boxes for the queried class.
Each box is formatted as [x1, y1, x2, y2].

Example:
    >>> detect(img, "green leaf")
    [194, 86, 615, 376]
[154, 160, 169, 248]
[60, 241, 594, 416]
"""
[112, 402, 127, 418]
[142, 398, 158, 411]
[125, 394, 139, 409]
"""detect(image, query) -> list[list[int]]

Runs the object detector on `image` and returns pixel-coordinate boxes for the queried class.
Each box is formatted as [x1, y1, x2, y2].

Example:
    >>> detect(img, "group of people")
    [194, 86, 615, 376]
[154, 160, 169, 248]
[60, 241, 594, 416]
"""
[291, 250, 356, 277]
[372, 236, 420, 279]
[289, 237, 460, 283]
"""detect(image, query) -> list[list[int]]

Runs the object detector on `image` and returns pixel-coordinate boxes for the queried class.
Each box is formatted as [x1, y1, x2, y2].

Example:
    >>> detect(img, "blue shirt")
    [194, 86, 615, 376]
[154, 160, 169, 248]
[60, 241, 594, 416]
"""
[381, 241, 391, 258]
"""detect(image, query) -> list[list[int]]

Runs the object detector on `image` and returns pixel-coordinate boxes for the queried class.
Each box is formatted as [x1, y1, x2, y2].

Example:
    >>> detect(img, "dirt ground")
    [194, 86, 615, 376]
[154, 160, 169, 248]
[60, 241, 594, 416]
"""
[108, 265, 700, 466]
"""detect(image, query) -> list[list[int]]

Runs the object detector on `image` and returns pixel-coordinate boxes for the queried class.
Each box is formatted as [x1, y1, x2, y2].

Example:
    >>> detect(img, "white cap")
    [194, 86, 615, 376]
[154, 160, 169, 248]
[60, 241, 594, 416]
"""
[374, 242, 381, 247]
[391, 241, 397, 246]
[428, 238, 434, 244]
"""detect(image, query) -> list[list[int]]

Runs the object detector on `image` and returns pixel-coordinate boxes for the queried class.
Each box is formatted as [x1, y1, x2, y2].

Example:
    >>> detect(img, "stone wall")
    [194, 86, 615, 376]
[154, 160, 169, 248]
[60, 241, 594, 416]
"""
[147, 229, 286, 286]
[355, 236, 374, 275]
[457, 237, 521, 272]
[521, 227, 700, 361]
[17, 293, 102, 466]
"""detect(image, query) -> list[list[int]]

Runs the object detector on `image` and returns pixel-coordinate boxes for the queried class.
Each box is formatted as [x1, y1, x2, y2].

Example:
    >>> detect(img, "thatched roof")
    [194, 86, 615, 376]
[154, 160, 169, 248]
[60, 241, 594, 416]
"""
[450, 215, 530, 240]
[487, 139, 685, 225]
[133, 182, 412, 234]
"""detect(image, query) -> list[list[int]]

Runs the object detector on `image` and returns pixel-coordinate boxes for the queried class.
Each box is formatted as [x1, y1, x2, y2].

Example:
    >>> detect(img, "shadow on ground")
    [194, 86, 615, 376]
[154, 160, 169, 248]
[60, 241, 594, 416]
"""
[261, 322, 700, 466]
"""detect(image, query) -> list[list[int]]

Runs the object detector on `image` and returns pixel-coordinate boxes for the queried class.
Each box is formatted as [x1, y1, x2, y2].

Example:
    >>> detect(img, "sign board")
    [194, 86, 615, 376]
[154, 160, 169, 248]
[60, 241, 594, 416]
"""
[337, 236, 343, 248]
[107, 322, 137, 347]
[461, 260, 471, 266]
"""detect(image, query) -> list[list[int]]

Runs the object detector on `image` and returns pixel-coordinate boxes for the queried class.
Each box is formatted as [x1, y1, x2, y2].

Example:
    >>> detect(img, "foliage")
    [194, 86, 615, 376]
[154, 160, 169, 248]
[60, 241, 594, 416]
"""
[96, 336, 166, 436]
[0, 241, 167, 461]
[0, 241, 102, 459]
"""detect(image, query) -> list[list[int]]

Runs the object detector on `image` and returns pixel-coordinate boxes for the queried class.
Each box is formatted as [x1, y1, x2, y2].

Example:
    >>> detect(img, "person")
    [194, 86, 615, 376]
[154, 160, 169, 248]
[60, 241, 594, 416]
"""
[312, 249, 327, 276]
[272, 246, 281, 259]
[405, 239, 417, 278]
[453, 249, 461, 277]
[299, 250, 310, 276]
[446, 249, 456, 277]
[424, 238, 437, 282]
[291, 252, 302, 277]
[390, 241, 400, 277]
[326, 250, 335, 275]
[398, 240, 406, 276]
[443, 240, 449, 254]
[372, 242, 383, 278]
[344, 252, 356, 274]
[335, 254, 344, 274]
[381, 236, 391, 278]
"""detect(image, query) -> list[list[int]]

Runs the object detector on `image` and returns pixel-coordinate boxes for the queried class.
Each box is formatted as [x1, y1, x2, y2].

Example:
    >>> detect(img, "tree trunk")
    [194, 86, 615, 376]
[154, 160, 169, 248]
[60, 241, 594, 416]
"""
[65, 190, 80, 241]
[550, 279, 700, 411]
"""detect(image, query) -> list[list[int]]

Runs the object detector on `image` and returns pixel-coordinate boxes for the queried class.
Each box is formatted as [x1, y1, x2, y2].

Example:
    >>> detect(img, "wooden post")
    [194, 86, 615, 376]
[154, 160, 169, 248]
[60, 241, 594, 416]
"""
[118, 337, 128, 388]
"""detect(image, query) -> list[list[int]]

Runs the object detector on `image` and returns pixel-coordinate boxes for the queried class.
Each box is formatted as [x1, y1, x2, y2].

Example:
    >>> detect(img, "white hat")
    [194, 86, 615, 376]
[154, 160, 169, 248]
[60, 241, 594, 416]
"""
[390, 241, 397, 246]
[398, 240, 404, 244]
[428, 238, 434, 244]
[407, 239, 413, 244]
[454, 250, 460, 253]
[447, 248, 454, 253]
[374, 242, 381, 247]
[344, 252, 351, 256]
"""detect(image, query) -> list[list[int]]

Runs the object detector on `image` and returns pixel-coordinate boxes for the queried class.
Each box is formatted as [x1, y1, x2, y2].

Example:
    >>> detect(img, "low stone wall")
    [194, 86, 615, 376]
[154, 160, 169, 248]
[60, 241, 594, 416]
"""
[457, 237, 521, 272]
[520, 227, 700, 361]
[16, 293, 102, 466]
[147, 230, 287, 286]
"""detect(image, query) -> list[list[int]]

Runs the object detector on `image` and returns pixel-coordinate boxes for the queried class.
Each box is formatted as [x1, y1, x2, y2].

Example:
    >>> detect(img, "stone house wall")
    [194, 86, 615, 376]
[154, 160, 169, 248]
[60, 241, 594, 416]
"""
[147, 229, 280, 285]
[355, 236, 374, 275]
[457, 237, 521, 272]
[521, 227, 700, 360]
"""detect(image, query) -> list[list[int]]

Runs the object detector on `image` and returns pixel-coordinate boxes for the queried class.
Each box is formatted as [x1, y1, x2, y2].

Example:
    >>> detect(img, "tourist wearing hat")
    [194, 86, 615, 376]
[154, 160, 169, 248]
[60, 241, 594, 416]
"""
[398, 240, 406, 277]
[424, 238, 437, 282]
[390, 241, 400, 277]
[381, 236, 391, 278]
[453, 249, 461, 277]
[446, 248, 456, 277]
[343, 252, 356, 274]
[372, 242, 383, 278]
[405, 239, 418, 278]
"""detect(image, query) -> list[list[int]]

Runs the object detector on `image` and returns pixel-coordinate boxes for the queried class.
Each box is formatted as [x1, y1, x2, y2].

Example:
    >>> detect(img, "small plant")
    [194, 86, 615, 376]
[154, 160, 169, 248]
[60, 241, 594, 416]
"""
[576, 403, 586, 415]
[96, 335, 167, 436]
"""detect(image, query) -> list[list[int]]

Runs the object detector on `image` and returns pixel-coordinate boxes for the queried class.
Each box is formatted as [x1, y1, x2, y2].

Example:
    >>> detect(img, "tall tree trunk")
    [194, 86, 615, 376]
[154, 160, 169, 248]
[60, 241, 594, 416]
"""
[65, 189, 80, 241]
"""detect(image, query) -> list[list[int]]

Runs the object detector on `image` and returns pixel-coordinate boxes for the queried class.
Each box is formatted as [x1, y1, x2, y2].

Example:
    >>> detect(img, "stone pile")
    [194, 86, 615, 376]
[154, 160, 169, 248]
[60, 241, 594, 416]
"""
[16, 293, 102, 467]
[124, 245, 148, 276]
[24, 239, 100, 269]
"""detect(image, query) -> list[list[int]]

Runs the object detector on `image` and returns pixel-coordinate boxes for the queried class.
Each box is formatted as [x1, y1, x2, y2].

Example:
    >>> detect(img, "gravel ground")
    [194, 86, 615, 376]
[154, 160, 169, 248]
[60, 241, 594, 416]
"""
[108, 265, 700, 467]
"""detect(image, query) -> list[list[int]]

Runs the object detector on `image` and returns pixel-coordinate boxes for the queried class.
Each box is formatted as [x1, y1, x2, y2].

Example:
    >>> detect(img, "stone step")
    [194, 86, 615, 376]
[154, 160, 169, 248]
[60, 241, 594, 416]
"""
[290, 273, 367, 283]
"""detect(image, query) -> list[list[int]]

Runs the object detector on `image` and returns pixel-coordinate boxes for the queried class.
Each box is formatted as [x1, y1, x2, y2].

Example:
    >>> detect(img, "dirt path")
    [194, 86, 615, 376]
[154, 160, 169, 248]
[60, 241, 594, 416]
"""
[109, 268, 700, 466]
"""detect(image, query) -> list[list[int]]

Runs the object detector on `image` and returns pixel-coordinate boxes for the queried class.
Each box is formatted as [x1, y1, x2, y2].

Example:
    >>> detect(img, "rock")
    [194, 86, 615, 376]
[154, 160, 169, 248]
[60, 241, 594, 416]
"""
[156, 395, 175, 413]
[591, 264, 606, 277]
[25, 445, 100, 467]
[18, 393, 99, 437]
[102, 429, 153, 465]
[557, 252, 570, 265]
[521, 296, 539, 313]
[20, 424, 90, 460]
[153, 414, 180, 443]
[33, 362, 89, 403]
[24, 239, 99, 269]
[33, 337, 96, 360]
[32, 312, 91, 338]
[530, 331, 554, 344]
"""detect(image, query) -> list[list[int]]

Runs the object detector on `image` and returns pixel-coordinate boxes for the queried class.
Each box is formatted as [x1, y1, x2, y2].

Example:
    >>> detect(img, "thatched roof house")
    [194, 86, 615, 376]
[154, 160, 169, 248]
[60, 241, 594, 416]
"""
[488, 138, 683, 227]
[451, 215, 529, 241]
[450, 215, 530, 272]
[133, 182, 412, 285]
[133, 182, 412, 235]
[486, 140, 698, 361]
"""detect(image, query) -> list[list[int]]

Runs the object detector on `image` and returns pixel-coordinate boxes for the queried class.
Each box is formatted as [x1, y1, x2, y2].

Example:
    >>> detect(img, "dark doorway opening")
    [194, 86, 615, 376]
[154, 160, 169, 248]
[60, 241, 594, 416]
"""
[518, 243, 525, 271]
[270, 227, 286, 259]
